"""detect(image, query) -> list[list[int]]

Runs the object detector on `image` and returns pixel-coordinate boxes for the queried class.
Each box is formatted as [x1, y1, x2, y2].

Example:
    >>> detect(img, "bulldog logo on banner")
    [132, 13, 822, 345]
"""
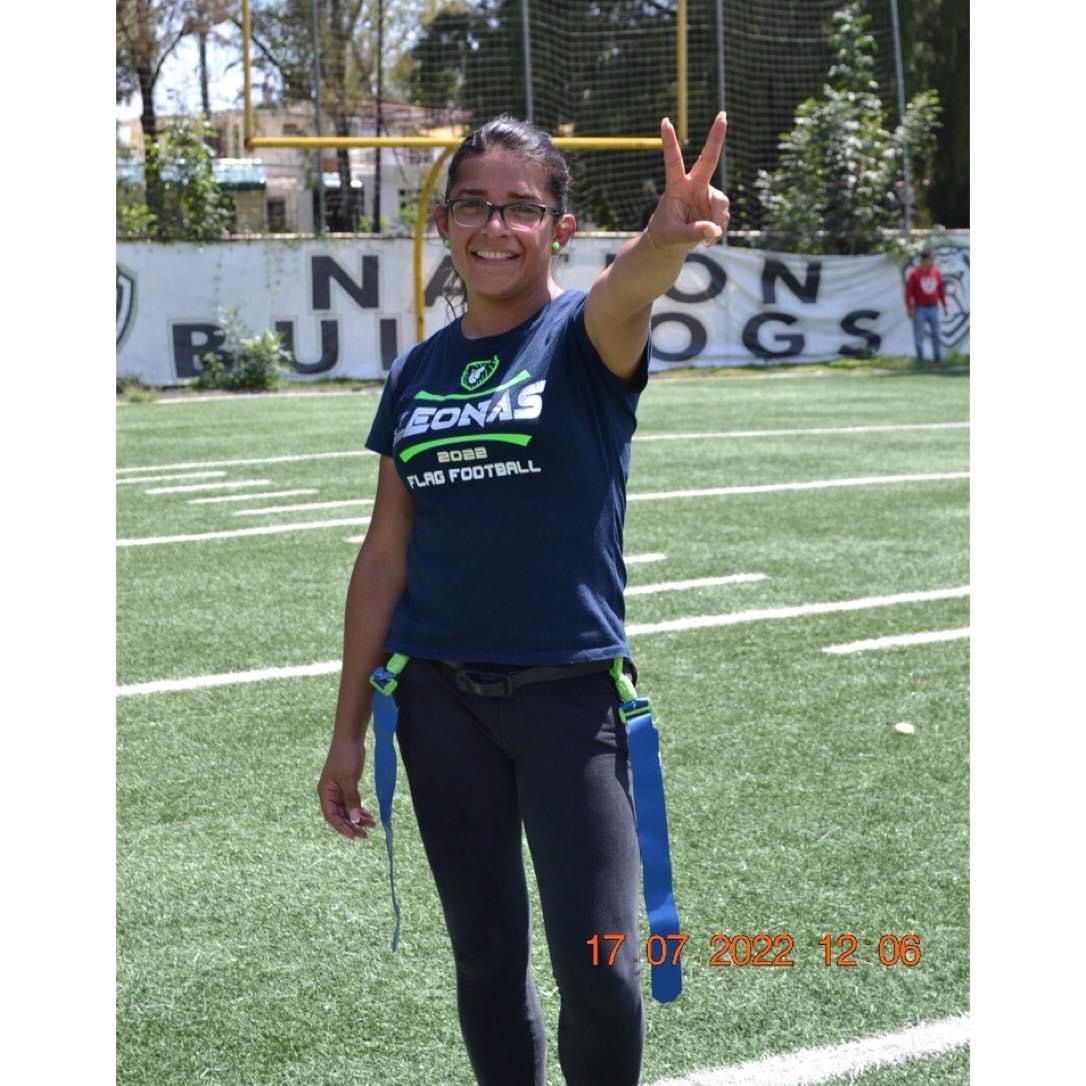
[116, 266, 136, 348]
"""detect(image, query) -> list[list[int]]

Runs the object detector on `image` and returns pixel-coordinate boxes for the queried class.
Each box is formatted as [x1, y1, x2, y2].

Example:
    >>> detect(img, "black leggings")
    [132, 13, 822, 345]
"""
[394, 658, 645, 1086]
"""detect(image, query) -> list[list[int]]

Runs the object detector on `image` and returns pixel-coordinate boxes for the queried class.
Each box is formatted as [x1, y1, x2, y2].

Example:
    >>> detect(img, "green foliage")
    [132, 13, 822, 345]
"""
[755, 1, 941, 254]
[898, 0, 969, 226]
[196, 308, 293, 391]
[150, 117, 235, 241]
[116, 182, 157, 238]
[116, 377, 159, 402]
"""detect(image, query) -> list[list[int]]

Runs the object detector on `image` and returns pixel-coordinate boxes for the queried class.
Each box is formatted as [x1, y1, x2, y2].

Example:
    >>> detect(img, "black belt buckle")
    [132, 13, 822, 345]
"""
[454, 669, 515, 698]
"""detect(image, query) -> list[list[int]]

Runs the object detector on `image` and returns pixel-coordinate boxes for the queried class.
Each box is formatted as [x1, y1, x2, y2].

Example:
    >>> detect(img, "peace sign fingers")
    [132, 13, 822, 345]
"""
[660, 116, 689, 189]
[688, 112, 728, 185]
[649, 113, 730, 252]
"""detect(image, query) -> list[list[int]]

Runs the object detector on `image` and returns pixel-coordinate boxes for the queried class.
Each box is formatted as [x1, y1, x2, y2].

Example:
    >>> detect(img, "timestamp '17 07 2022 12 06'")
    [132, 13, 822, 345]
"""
[585, 932, 922, 969]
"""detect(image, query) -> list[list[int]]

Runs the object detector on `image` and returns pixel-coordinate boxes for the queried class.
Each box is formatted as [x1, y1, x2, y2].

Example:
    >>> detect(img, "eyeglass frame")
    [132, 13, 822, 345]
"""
[445, 197, 563, 230]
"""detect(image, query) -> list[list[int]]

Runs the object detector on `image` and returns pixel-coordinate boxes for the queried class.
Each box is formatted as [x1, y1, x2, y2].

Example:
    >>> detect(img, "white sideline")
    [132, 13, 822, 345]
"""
[113, 422, 966, 476]
[117, 517, 371, 547]
[119, 473, 967, 548]
[144, 479, 272, 495]
[629, 472, 968, 502]
[233, 498, 374, 517]
[189, 489, 320, 505]
[116, 585, 967, 697]
[634, 422, 967, 442]
[626, 586, 968, 637]
[626, 574, 765, 596]
[118, 660, 343, 698]
[647, 1012, 969, 1086]
[823, 627, 970, 654]
[119, 389, 373, 405]
[117, 471, 226, 486]
[625, 553, 667, 564]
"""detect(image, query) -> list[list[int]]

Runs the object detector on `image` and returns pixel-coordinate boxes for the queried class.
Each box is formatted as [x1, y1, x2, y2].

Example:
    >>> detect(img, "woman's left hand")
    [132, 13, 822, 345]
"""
[646, 112, 730, 252]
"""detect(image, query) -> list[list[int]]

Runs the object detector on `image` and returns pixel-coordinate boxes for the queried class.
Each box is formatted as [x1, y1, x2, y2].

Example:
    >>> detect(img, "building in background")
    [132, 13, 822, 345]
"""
[116, 101, 468, 236]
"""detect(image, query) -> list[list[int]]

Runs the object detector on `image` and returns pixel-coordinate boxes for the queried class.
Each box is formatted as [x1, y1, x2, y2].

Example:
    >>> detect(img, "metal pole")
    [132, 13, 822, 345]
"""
[374, 0, 383, 230]
[889, 0, 911, 238]
[311, 0, 325, 236]
[677, 0, 688, 143]
[521, 0, 534, 123]
[242, 0, 253, 147]
[716, 0, 726, 193]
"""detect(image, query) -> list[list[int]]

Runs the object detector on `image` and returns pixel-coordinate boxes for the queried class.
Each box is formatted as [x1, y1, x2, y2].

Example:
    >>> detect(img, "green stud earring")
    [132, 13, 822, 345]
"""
[443, 238, 451, 249]
[551, 240, 561, 253]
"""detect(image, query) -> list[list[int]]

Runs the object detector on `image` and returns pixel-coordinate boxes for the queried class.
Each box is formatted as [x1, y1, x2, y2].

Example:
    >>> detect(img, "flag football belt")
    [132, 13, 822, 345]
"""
[369, 653, 684, 1003]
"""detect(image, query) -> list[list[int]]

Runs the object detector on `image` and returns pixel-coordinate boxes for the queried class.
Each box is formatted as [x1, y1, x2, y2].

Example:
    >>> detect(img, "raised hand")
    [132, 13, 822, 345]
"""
[647, 113, 730, 252]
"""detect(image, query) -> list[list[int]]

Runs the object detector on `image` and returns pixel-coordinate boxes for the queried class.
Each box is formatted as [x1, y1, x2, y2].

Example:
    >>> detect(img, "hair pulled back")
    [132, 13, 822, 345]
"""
[444, 115, 572, 212]
[439, 116, 572, 317]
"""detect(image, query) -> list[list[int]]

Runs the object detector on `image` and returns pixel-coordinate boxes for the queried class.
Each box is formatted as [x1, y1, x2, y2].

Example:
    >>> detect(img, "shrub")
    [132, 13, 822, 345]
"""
[197, 308, 293, 391]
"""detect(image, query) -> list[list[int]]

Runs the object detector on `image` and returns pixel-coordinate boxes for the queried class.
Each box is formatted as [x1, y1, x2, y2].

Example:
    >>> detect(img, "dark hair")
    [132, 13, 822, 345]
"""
[920, 249, 933, 259]
[444, 115, 572, 212]
[440, 116, 572, 317]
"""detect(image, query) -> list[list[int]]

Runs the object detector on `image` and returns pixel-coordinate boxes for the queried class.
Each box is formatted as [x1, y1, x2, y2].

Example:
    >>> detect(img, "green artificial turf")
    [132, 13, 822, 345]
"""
[117, 370, 969, 1084]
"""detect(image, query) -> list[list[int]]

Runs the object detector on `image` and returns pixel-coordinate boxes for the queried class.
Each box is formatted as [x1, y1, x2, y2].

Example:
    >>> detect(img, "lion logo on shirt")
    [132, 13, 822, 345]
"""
[461, 355, 499, 392]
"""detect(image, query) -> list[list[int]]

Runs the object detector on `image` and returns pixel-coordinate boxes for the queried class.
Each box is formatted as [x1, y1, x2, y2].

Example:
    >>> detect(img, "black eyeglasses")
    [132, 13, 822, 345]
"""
[446, 198, 561, 230]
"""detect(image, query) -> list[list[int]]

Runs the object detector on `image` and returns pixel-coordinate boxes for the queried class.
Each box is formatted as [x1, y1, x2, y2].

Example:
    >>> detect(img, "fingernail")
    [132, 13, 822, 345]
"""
[348, 809, 363, 824]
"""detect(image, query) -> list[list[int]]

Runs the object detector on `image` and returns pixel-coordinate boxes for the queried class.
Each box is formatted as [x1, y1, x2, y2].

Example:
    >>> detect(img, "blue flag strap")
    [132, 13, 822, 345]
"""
[370, 654, 683, 1004]
[611, 659, 683, 1003]
[370, 653, 410, 951]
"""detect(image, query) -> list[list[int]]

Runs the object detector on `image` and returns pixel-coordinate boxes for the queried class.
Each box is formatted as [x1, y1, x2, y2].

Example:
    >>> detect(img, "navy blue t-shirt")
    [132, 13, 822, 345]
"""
[366, 289, 649, 665]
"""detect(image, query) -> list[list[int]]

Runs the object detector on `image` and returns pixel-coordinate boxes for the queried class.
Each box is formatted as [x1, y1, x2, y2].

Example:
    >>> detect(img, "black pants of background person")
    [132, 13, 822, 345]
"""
[394, 658, 646, 1086]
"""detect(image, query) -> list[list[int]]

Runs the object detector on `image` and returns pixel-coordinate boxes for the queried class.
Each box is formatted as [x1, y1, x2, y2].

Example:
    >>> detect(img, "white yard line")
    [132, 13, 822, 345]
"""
[629, 472, 968, 502]
[116, 450, 372, 474]
[113, 422, 966, 476]
[626, 574, 766, 596]
[144, 479, 272, 495]
[121, 472, 966, 547]
[823, 627, 970, 655]
[116, 585, 967, 695]
[647, 1013, 969, 1086]
[625, 586, 968, 637]
[117, 471, 226, 486]
[233, 498, 374, 517]
[118, 660, 344, 697]
[189, 489, 320, 505]
[634, 422, 967, 443]
[626, 553, 667, 564]
[117, 517, 371, 547]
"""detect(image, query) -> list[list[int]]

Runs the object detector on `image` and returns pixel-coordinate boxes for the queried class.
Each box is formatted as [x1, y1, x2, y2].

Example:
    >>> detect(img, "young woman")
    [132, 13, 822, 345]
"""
[318, 112, 729, 1086]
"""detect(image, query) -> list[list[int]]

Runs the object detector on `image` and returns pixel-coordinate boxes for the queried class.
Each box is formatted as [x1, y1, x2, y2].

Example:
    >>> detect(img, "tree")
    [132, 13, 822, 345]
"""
[248, 0, 425, 231]
[117, 0, 194, 225]
[117, 0, 235, 235]
[119, 117, 235, 239]
[754, 0, 940, 254]
[187, 0, 235, 118]
[898, 0, 968, 226]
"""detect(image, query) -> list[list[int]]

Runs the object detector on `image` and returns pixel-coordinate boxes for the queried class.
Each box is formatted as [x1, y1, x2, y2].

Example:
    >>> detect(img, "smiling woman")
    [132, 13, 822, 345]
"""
[317, 111, 729, 1086]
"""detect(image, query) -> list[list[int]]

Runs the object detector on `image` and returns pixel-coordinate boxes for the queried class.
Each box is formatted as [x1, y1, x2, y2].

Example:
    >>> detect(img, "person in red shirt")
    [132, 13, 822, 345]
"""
[904, 249, 949, 364]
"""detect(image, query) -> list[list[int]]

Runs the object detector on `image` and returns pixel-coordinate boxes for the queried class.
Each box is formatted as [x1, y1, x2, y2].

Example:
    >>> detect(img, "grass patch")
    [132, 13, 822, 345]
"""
[116, 370, 969, 1084]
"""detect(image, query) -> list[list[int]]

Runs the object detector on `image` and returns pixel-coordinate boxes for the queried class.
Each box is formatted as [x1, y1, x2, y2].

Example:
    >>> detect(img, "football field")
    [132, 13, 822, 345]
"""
[116, 369, 970, 1084]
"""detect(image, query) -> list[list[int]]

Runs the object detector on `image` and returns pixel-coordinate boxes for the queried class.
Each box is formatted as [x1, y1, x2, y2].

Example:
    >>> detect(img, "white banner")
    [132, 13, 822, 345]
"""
[116, 236, 969, 386]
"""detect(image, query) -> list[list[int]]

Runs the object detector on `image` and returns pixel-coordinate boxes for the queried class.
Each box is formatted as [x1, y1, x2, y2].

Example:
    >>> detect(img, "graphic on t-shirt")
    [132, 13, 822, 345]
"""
[460, 355, 499, 392]
[395, 371, 546, 466]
